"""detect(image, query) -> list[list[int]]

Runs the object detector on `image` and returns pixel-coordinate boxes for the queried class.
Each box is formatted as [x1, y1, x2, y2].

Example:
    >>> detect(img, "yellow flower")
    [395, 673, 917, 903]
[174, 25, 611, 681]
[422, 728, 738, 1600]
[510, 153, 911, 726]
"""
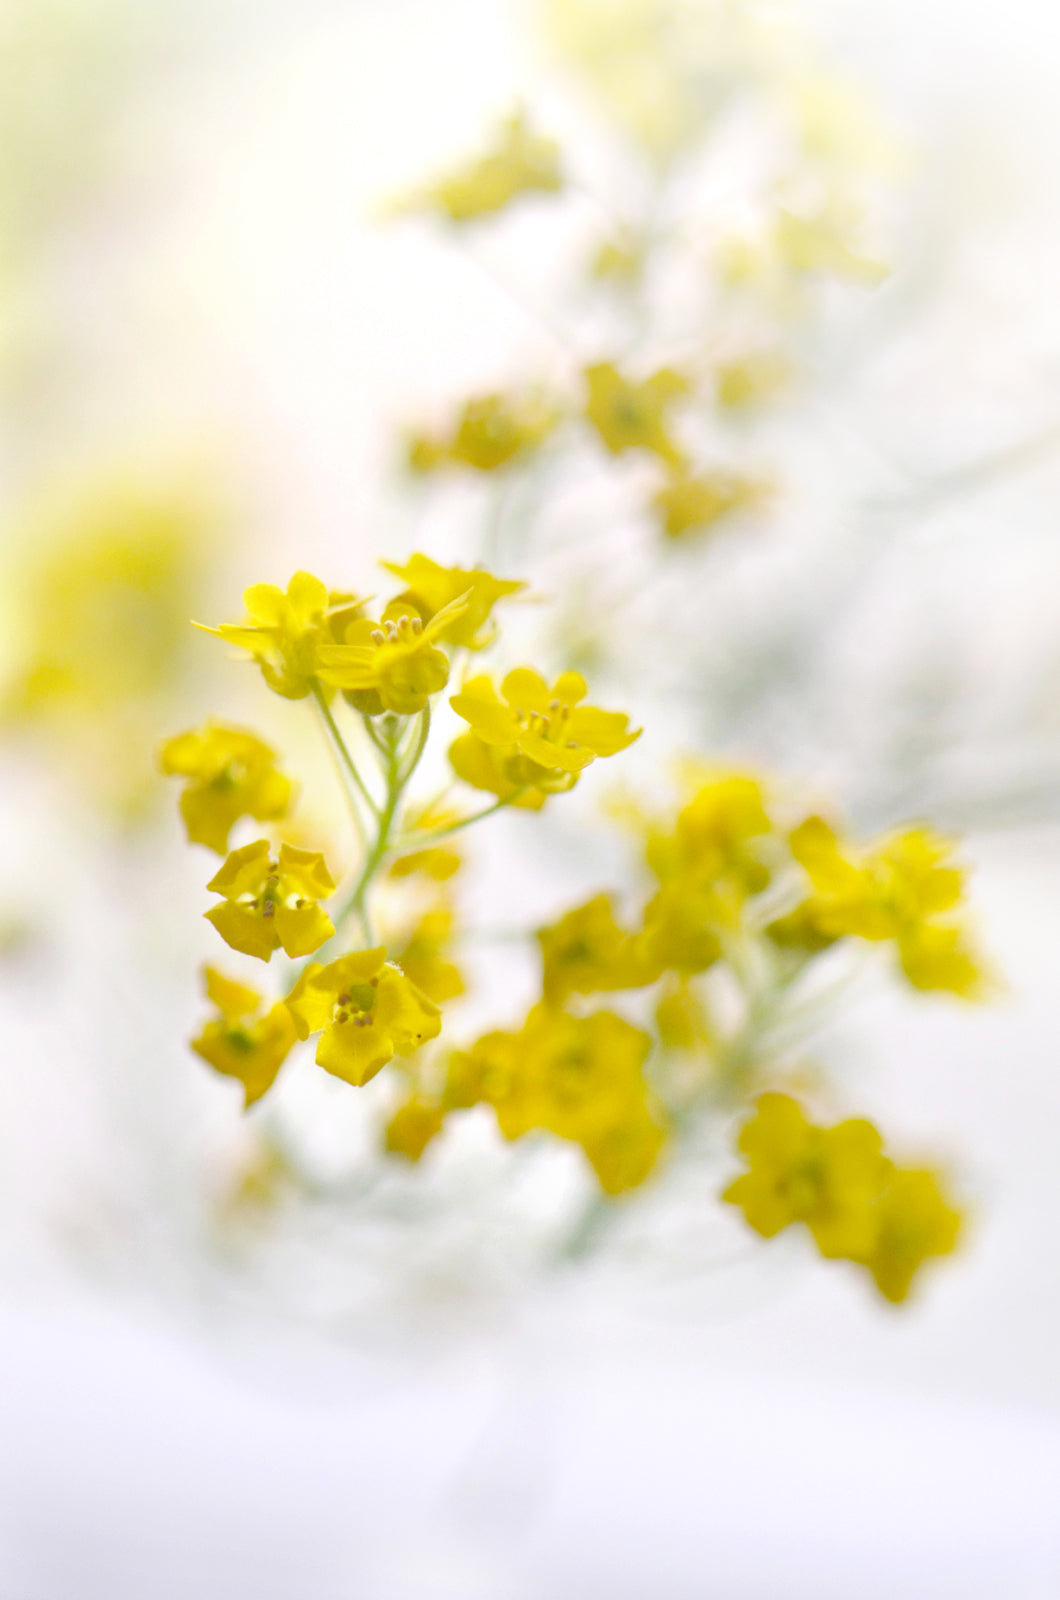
[196, 571, 362, 700]
[654, 976, 714, 1054]
[715, 351, 791, 411]
[443, 1030, 521, 1110]
[860, 1167, 963, 1305]
[205, 840, 336, 962]
[286, 947, 441, 1088]
[774, 205, 890, 286]
[408, 109, 562, 222]
[385, 1096, 445, 1162]
[584, 362, 688, 465]
[581, 1105, 667, 1196]
[407, 394, 558, 475]
[537, 893, 662, 1005]
[450, 668, 639, 801]
[787, 817, 986, 997]
[380, 553, 524, 649]
[159, 722, 293, 855]
[316, 591, 470, 715]
[190, 965, 297, 1107]
[653, 468, 770, 540]
[389, 845, 462, 882]
[723, 1093, 889, 1260]
[392, 908, 465, 1004]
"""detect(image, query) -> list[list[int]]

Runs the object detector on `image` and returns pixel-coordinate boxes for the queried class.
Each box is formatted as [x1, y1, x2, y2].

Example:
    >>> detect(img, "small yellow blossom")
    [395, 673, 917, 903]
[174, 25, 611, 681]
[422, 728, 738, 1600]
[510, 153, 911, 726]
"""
[448, 732, 549, 809]
[443, 1030, 521, 1110]
[159, 722, 293, 855]
[582, 1105, 667, 1195]
[196, 571, 363, 700]
[286, 947, 441, 1087]
[385, 1096, 445, 1161]
[389, 845, 462, 882]
[190, 965, 297, 1107]
[316, 592, 469, 715]
[205, 840, 336, 962]
[861, 1167, 963, 1305]
[654, 976, 714, 1054]
[450, 669, 639, 803]
[653, 468, 770, 540]
[584, 362, 689, 465]
[787, 817, 985, 997]
[715, 351, 791, 410]
[405, 109, 562, 223]
[393, 908, 465, 1004]
[537, 893, 662, 1005]
[381, 553, 525, 650]
[773, 206, 890, 286]
[406, 395, 557, 475]
[723, 1093, 889, 1260]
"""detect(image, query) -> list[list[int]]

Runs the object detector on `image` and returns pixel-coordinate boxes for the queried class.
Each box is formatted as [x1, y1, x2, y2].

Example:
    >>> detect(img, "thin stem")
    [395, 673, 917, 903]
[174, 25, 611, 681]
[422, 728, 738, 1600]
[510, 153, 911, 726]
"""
[343, 705, 432, 945]
[392, 792, 524, 853]
[311, 683, 380, 824]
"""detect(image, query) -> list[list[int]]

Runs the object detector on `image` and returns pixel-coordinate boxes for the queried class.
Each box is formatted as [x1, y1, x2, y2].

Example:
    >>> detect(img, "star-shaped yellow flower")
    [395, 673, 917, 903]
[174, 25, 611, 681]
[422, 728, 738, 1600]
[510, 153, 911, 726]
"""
[190, 965, 297, 1107]
[285, 948, 441, 1087]
[159, 722, 293, 854]
[450, 668, 639, 803]
[584, 362, 688, 465]
[860, 1167, 962, 1305]
[380, 553, 524, 650]
[537, 893, 662, 1005]
[205, 840, 336, 962]
[196, 571, 363, 700]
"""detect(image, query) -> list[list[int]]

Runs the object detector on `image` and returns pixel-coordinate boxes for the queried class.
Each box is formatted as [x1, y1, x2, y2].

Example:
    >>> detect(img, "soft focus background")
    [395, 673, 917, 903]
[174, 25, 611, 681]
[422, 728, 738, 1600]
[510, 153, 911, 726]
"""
[2, 0, 1060, 1595]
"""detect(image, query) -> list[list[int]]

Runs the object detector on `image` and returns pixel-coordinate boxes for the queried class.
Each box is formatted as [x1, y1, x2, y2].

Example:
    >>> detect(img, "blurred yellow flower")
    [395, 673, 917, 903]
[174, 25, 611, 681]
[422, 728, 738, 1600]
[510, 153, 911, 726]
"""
[584, 362, 689, 465]
[190, 965, 297, 1108]
[402, 108, 562, 222]
[861, 1167, 963, 1305]
[392, 907, 465, 1005]
[653, 467, 771, 539]
[205, 840, 336, 962]
[286, 947, 441, 1087]
[381, 553, 524, 650]
[159, 722, 293, 855]
[389, 845, 462, 882]
[537, 893, 662, 1005]
[385, 1096, 445, 1162]
[724, 1093, 889, 1260]
[715, 351, 791, 410]
[407, 394, 558, 475]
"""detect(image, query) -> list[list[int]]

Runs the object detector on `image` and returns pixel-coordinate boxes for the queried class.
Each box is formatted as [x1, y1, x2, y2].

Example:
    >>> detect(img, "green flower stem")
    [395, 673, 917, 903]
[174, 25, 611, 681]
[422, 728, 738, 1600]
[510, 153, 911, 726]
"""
[391, 791, 525, 853]
[311, 683, 380, 827]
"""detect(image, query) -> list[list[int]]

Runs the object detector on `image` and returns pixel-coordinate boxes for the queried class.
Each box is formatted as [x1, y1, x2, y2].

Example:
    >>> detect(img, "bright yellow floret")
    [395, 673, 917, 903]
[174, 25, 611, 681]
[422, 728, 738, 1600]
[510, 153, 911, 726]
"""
[316, 591, 470, 715]
[205, 839, 336, 962]
[285, 947, 441, 1088]
[537, 893, 662, 1005]
[381, 554, 524, 650]
[196, 571, 364, 700]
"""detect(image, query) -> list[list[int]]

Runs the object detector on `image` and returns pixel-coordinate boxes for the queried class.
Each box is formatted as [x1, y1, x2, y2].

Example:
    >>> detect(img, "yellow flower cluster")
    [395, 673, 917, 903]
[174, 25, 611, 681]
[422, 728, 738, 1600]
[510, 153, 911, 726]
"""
[724, 1094, 963, 1303]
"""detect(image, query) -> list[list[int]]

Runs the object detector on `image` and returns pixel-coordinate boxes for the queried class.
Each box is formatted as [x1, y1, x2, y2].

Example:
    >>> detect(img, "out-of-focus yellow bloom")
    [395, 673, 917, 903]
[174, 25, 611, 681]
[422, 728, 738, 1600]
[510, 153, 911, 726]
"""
[381, 554, 524, 650]
[316, 592, 469, 715]
[724, 1093, 889, 1260]
[653, 468, 771, 540]
[443, 1030, 520, 1111]
[389, 845, 462, 882]
[407, 395, 558, 476]
[393, 908, 465, 1005]
[786, 817, 985, 997]
[159, 723, 292, 855]
[654, 976, 714, 1054]
[723, 1094, 964, 1302]
[539, 0, 782, 161]
[537, 893, 662, 1005]
[286, 947, 441, 1088]
[773, 205, 890, 286]
[197, 571, 363, 701]
[402, 109, 562, 223]
[190, 965, 298, 1108]
[451, 669, 639, 800]
[861, 1167, 962, 1305]
[484, 1003, 665, 1193]
[715, 351, 792, 410]
[591, 239, 643, 283]
[205, 840, 336, 963]
[584, 362, 689, 465]
[385, 1096, 445, 1161]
